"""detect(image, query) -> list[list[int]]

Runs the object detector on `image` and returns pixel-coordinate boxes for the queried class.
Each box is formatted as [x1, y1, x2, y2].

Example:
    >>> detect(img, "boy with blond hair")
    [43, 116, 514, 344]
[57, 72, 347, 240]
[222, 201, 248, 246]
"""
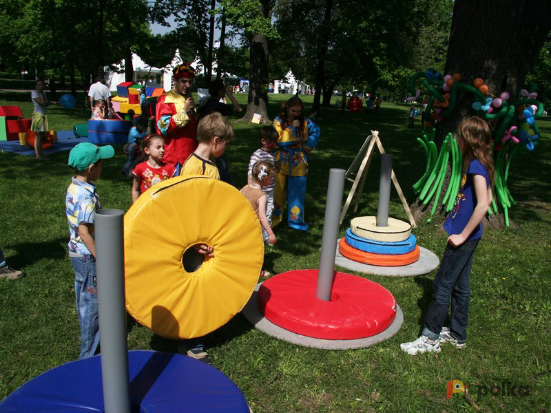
[181, 112, 234, 179]
[66, 142, 114, 359]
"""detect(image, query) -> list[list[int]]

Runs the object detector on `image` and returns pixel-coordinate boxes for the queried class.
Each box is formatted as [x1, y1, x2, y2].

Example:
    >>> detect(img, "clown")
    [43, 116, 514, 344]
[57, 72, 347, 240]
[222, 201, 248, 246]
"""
[272, 96, 320, 230]
[156, 63, 199, 168]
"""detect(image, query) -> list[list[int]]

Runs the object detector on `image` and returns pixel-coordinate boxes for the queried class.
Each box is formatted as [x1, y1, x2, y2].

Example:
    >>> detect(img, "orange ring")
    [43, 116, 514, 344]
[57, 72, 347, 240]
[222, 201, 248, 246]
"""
[339, 238, 420, 266]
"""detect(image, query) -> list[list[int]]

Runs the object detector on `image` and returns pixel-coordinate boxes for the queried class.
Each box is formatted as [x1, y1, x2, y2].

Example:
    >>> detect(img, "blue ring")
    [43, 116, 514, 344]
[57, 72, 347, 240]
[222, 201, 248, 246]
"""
[345, 228, 417, 255]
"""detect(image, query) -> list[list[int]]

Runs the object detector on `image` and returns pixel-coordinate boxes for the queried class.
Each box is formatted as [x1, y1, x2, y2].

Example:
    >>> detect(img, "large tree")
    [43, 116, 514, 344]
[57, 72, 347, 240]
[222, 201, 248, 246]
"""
[222, 0, 278, 124]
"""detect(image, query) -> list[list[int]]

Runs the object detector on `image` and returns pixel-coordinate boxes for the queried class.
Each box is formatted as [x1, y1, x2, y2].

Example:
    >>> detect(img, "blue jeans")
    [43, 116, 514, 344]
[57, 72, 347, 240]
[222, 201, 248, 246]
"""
[71, 255, 100, 359]
[422, 239, 479, 343]
[122, 143, 138, 177]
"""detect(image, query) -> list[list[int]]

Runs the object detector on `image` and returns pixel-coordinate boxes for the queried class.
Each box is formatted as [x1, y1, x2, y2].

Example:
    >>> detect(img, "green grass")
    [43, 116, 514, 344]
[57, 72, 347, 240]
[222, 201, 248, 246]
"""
[1, 91, 550, 412]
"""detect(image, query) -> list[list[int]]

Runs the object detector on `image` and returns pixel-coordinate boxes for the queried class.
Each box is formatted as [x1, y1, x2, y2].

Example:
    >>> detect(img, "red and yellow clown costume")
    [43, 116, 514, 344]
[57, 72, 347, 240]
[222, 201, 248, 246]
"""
[156, 63, 198, 166]
[272, 116, 320, 230]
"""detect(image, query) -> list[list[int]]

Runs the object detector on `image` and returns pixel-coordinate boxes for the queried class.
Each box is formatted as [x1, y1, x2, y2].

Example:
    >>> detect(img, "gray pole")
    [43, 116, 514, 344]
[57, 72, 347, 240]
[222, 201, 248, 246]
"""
[96, 209, 131, 413]
[317, 168, 345, 301]
[376, 154, 393, 227]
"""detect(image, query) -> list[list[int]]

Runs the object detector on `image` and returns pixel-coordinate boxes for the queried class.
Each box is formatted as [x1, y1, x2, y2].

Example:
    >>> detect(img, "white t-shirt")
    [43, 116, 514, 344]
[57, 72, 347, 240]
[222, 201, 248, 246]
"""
[88, 81, 111, 101]
[31, 90, 47, 115]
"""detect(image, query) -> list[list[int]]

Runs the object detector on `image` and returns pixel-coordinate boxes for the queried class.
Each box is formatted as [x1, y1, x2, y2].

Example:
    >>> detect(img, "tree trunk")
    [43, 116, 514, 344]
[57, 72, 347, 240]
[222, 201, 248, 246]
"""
[70, 64, 77, 97]
[206, 0, 216, 83]
[216, 8, 227, 80]
[240, 0, 271, 125]
[125, 47, 134, 82]
[312, 0, 333, 115]
[49, 77, 58, 101]
[322, 82, 336, 106]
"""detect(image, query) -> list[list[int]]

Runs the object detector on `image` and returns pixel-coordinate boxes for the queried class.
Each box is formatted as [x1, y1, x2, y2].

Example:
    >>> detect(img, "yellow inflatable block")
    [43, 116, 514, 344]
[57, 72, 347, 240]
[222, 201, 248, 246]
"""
[111, 96, 128, 103]
[124, 175, 264, 339]
[350, 216, 411, 242]
[128, 88, 141, 95]
[120, 103, 142, 115]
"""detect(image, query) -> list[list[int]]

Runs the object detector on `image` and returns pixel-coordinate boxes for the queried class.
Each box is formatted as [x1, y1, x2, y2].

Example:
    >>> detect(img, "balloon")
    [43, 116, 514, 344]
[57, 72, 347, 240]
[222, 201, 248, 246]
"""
[500, 92, 510, 101]
[529, 92, 538, 99]
[520, 89, 529, 97]
[493, 98, 502, 108]
[414, 109, 419, 116]
[474, 78, 484, 88]
[502, 126, 519, 144]
[446, 78, 455, 87]
[452, 73, 461, 81]
[479, 84, 489, 94]
[443, 75, 452, 82]
[442, 83, 451, 92]
[59, 94, 76, 109]
[531, 105, 538, 113]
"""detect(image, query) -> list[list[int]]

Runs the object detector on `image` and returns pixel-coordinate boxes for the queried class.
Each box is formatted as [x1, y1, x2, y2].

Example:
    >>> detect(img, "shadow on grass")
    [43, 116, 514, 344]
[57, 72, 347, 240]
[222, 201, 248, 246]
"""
[5, 238, 67, 269]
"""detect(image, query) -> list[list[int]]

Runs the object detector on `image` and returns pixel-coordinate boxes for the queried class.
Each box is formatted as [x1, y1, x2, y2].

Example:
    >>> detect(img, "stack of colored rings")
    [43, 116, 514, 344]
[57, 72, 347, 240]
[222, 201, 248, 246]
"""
[339, 216, 420, 266]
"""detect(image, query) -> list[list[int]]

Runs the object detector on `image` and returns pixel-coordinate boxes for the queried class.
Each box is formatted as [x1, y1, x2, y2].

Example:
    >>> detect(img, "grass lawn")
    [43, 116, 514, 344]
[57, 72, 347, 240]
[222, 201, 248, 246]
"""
[1, 90, 550, 412]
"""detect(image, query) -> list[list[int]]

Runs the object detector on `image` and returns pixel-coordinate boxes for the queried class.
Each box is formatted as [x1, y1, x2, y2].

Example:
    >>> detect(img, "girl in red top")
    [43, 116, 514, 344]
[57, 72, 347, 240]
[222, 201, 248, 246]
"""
[132, 135, 175, 202]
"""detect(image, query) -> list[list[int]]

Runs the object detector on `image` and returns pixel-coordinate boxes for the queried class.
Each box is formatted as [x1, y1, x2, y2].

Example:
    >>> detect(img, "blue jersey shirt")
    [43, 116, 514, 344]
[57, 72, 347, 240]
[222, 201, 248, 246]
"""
[128, 126, 146, 145]
[443, 159, 489, 241]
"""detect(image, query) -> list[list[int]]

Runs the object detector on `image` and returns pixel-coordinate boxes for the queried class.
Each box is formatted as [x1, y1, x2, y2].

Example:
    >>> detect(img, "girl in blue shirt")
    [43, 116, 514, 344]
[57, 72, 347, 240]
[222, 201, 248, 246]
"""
[401, 116, 494, 355]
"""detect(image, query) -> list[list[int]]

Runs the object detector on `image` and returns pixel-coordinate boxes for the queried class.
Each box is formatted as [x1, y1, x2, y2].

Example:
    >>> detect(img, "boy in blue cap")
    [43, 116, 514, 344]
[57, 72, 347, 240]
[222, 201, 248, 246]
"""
[66, 142, 114, 359]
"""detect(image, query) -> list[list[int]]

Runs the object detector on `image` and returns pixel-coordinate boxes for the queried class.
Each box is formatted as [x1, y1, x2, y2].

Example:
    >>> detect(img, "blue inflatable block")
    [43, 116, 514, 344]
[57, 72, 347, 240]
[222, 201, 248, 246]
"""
[345, 228, 417, 255]
[117, 85, 130, 98]
[0, 350, 249, 413]
[88, 130, 128, 144]
[146, 86, 155, 97]
[88, 120, 133, 134]
[88, 120, 133, 144]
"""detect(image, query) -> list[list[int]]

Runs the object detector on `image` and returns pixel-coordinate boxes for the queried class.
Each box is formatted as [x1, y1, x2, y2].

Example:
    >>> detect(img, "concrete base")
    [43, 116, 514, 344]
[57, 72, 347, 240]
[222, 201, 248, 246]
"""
[242, 283, 403, 350]
[335, 240, 439, 277]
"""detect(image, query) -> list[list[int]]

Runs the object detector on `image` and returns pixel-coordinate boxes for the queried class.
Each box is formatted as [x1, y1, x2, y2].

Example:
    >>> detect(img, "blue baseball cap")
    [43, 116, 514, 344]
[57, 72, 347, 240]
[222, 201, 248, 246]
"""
[68, 142, 114, 171]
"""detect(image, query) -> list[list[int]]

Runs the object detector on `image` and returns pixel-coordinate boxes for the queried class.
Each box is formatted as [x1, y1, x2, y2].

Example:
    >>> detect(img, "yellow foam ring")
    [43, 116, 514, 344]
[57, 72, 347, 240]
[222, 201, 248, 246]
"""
[350, 216, 412, 242]
[124, 175, 264, 339]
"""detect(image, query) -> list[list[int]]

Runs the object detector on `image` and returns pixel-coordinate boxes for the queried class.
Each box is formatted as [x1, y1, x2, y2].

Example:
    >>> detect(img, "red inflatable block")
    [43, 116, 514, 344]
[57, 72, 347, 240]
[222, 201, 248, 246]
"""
[339, 238, 420, 266]
[128, 94, 140, 104]
[0, 106, 23, 117]
[258, 269, 397, 340]
[7, 118, 31, 133]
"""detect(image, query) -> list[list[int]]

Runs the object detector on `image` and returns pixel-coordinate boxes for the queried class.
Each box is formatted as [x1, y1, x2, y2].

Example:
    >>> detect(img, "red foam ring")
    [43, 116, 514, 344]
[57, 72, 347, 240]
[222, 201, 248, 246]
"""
[339, 238, 420, 266]
[258, 269, 397, 340]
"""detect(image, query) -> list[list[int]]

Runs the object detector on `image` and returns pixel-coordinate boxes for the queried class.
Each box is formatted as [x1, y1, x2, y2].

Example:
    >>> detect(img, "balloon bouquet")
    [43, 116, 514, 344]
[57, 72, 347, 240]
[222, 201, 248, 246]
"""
[408, 69, 544, 227]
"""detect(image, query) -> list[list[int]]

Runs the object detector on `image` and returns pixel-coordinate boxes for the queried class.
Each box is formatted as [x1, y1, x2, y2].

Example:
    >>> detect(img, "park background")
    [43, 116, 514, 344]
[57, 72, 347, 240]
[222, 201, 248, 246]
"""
[1, 0, 551, 411]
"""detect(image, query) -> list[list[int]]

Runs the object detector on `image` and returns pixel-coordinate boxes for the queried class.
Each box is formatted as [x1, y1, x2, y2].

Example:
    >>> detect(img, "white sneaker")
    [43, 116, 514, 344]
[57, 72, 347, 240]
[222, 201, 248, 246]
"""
[439, 327, 466, 348]
[400, 335, 441, 355]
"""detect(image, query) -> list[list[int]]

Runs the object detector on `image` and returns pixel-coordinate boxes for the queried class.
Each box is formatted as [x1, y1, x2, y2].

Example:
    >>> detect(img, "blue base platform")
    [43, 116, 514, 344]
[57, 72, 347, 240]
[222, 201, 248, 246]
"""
[0, 131, 88, 156]
[0, 350, 249, 412]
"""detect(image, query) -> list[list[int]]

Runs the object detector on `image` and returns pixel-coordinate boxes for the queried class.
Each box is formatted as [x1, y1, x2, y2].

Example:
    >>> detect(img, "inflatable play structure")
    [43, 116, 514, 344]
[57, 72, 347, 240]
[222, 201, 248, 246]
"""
[243, 169, 403, 349]
[0, 106, 31, 143]
[409, 68, 545, 226]
[111, 81, 163, 117]
[0, 176, 262, 412]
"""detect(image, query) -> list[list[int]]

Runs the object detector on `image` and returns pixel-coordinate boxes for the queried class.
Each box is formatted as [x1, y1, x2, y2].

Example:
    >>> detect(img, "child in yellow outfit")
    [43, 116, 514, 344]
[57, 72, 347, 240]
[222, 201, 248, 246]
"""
[272, 96, 320, 230]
